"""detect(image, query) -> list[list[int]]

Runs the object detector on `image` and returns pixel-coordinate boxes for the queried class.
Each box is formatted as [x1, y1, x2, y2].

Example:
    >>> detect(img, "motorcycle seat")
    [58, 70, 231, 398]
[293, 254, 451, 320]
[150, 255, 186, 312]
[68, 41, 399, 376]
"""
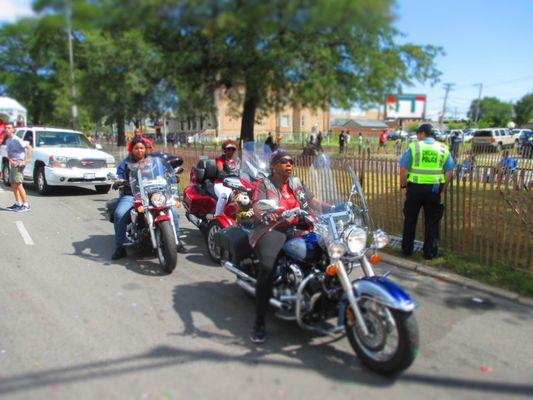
[195, 159, 219, 183]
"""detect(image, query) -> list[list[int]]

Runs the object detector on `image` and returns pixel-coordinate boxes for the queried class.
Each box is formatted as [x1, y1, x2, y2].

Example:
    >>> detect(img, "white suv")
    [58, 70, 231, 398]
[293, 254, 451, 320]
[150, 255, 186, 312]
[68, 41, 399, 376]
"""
[471, 128, 514, 152]
[1, 127, 116, 194]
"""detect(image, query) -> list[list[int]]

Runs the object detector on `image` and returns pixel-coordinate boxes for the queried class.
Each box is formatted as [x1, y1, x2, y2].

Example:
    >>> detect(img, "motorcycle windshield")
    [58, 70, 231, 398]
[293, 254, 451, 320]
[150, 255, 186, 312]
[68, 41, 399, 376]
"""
[240, 142, 370, 226]
[129, 157, 174, 201]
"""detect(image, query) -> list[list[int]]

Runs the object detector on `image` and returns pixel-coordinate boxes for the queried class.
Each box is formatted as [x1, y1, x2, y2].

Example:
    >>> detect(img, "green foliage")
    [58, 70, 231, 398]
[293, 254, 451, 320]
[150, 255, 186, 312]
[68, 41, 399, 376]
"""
[514, 92, 533, 126]
[468, 96, 514, 127]
[131, 0, 442, 141]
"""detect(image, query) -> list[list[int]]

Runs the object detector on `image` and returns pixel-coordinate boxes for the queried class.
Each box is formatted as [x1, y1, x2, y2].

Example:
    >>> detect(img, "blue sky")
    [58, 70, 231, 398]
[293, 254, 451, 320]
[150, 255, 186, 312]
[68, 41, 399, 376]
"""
[1, 0, 532, 120]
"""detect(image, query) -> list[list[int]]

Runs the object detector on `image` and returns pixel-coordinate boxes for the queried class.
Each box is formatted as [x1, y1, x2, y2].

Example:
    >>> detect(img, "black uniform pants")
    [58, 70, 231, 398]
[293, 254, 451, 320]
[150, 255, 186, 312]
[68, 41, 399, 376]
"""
[253, 229, 287, 324]
[402, 183, 444, 258]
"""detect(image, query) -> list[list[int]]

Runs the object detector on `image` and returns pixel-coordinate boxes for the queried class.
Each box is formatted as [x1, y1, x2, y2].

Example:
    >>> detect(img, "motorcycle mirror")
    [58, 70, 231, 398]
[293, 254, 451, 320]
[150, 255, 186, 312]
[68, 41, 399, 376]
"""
[174, 166, 184, 175]
[168, 157, 184, 168]
[256, 199, 278, 211]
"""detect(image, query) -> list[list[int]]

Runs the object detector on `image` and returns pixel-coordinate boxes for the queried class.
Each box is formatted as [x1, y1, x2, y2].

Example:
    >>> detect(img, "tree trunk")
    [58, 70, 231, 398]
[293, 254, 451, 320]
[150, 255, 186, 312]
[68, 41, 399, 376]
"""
[117, 115, 126, 146]
[240, 82, 258, 143]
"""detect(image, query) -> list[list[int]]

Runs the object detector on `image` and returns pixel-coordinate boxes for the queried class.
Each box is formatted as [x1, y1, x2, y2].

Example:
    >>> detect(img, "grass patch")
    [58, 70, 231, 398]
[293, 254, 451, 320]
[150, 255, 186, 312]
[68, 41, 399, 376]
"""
[383, 247, 533, 298]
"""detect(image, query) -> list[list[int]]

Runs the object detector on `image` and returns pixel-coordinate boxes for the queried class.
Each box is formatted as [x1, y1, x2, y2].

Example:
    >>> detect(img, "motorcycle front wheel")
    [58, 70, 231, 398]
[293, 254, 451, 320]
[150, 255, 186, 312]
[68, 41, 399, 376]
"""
[345, 298, 419, 375]
[156, 220, 178, 274]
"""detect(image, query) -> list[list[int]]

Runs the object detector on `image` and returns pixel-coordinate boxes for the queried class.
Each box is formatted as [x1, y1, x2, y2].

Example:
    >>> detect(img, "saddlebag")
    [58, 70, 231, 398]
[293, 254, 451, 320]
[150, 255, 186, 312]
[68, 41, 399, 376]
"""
[215, 227, 252, 264]
[183, 185, 217, 216]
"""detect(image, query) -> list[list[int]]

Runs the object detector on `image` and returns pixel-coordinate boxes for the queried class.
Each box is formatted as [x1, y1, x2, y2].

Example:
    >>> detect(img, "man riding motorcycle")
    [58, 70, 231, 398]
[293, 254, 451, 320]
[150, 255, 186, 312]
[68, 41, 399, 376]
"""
[214, 140, 240, 216]
[111, 137, 183, 260]
[250, 149, 332, 343]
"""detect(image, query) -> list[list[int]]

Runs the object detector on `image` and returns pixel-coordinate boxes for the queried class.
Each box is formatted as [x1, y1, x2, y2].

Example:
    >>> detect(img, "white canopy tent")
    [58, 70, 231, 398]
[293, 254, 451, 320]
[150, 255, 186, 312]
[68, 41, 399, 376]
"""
[0, 97, 27, 125]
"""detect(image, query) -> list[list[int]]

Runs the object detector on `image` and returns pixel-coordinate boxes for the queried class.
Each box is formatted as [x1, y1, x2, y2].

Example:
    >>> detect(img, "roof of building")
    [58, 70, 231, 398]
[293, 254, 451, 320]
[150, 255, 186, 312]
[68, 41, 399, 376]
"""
[331, 118, 388, 130]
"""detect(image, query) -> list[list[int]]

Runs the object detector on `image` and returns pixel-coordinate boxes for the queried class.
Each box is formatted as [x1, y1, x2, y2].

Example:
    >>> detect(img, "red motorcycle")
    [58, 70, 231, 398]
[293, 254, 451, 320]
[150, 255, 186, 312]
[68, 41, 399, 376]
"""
[182, 158, 258, 262]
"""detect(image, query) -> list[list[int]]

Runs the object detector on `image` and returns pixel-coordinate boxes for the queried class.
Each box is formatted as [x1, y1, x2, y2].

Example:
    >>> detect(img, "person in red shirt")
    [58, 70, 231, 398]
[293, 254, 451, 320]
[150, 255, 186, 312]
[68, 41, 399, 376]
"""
[214, 139, 240, 216]
[127, 129, 155, 153]
[249, 149, 332, 343]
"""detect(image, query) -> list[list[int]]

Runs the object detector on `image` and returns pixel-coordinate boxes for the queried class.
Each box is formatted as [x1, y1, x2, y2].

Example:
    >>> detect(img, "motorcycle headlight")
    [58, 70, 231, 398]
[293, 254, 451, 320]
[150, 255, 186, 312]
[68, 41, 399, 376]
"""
[150, 192, 167, 208]
[327, 241, 347, 259]
[344, 226, 367, 255]
[372, 229, 390, 249]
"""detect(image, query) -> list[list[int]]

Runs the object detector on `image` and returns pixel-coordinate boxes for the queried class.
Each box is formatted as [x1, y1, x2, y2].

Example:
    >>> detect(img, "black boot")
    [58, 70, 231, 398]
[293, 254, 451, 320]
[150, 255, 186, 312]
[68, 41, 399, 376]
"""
[111, 246, 127, 260]
[176, 242, 187, 254]
[250, 318, 266, 344]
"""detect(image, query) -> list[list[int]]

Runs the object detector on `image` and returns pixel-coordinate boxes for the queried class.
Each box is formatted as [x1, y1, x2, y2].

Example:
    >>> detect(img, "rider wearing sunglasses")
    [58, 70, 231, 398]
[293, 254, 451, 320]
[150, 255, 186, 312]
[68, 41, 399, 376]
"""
[249, 149, 333, 344]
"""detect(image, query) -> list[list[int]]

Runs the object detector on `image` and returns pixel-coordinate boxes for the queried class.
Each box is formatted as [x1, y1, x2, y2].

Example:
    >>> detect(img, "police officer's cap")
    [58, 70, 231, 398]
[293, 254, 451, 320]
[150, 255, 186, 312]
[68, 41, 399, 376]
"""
[417, 124, 435, 136]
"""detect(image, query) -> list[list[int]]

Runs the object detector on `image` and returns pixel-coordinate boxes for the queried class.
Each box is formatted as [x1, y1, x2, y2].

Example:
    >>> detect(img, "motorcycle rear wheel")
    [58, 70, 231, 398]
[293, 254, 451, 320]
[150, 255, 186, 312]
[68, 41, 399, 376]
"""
[156, 221, 178, 274]
[345, 298, 419, 375]
[205, 220, 223, 263]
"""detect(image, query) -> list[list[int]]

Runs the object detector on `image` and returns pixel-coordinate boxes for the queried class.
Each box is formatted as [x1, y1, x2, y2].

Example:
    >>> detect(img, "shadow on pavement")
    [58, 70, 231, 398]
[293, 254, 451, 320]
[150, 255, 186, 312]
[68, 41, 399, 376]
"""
[24, 184, 105, 197]
[69, 234, 168, 277]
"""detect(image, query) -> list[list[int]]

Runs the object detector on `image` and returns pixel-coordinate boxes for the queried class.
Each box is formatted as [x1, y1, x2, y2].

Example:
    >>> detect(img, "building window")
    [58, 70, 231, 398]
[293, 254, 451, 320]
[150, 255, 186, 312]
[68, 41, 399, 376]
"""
[281, 115, 291, 128]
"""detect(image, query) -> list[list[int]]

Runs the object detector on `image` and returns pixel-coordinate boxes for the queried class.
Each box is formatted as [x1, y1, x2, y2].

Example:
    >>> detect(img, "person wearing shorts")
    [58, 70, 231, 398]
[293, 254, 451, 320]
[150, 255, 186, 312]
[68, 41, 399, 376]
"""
[4, 123, 32, 212]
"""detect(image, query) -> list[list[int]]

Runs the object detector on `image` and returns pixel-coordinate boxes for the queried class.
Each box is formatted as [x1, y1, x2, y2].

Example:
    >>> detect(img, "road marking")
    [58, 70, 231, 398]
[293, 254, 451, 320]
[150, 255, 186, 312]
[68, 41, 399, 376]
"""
[15, 221, 34, 245]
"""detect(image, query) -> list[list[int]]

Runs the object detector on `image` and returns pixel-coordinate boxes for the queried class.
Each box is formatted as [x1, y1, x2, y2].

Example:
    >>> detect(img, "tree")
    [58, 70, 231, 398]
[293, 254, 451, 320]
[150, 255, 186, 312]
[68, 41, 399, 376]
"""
[467, 97, 514, 127]
[76, 29, 163, 145]
[0, 18, 67, 125]
[120, 0, 441, 142]
[515, 93, 533, 126]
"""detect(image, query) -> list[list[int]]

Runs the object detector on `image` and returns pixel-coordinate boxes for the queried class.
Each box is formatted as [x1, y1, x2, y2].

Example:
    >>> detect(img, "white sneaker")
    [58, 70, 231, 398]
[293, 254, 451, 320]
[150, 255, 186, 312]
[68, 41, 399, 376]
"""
[15, 205, 31, 212]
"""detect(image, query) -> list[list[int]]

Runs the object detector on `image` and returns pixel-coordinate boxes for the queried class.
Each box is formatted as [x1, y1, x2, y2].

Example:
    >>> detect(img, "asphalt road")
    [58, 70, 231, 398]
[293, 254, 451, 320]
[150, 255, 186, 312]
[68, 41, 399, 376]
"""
[0, 184, 532, 400]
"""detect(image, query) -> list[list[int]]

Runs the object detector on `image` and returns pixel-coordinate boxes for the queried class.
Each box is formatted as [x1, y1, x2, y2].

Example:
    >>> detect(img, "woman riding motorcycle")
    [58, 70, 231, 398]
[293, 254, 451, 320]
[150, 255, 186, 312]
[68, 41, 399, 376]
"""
[111, 137, 182, 260]
[250, 149, 332, 343]
[214, 140, 240, 216]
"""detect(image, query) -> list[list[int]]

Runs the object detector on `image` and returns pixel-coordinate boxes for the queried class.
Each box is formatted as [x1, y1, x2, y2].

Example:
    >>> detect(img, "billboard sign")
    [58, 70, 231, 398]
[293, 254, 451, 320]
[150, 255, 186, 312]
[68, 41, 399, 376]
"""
[385, 94, 426, 119]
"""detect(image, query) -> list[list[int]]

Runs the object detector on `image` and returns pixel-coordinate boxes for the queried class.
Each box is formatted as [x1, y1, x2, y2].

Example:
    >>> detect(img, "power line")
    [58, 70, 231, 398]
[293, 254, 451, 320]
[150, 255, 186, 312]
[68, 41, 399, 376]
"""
[440, 83, 454, 127]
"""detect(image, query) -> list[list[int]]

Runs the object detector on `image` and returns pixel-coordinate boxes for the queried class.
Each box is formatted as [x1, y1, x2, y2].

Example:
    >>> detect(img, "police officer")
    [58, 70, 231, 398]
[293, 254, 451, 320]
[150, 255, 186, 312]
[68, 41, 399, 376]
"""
[399, 124, 455, 259]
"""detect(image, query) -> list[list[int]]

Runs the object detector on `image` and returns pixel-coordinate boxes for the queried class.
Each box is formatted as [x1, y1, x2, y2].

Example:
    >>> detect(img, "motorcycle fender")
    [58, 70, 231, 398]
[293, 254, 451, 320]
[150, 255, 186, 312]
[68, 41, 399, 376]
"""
[154, 214, 171, 224]
[352, 277, 417, 313]
[215, 215, 235, 229]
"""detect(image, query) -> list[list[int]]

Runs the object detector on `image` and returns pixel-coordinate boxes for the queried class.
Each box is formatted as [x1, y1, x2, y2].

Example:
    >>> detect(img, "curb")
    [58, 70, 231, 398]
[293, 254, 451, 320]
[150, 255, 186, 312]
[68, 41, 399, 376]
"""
[380, 253, 533, 308]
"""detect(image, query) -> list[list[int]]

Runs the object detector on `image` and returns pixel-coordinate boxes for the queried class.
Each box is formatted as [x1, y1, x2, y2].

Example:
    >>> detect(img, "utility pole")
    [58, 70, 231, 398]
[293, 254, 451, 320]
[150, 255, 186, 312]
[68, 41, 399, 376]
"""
[66, 0, 78, 130]
[440, 83, 454, 129]
[473, 83, 483, 125]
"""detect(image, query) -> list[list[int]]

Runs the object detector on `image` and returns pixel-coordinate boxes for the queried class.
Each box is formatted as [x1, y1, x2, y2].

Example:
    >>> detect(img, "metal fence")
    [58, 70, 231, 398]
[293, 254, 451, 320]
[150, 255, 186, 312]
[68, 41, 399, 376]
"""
[105, 143, 532, 272]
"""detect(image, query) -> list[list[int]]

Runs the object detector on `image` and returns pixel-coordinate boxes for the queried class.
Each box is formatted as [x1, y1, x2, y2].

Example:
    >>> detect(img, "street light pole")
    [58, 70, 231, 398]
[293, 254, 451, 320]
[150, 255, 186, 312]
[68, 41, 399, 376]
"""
[66, 0, 79, 130]
[473, 83, 483, 125]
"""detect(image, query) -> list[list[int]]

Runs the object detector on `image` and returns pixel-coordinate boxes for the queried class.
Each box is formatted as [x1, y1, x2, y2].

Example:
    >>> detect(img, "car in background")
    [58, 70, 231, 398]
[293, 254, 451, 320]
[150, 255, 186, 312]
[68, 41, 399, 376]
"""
[0, 127, 116, 194]
[472, 128, 515, 152]
[513, 129, 533, 144]
[519, 131, 533, 158]
[462, 129, 476, 142]
[387, 130, 409, 141]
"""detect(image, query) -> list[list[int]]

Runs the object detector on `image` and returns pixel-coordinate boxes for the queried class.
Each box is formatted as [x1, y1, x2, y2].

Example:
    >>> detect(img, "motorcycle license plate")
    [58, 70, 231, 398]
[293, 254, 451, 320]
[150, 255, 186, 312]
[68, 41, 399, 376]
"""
[84, 173, 95, 180]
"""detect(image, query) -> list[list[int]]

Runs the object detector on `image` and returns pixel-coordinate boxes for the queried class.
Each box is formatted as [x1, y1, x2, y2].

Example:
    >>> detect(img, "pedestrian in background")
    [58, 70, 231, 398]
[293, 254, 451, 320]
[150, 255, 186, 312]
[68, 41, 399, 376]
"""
[358, 132, 364, 155]
[339, 131, 345, 154]
[276, 133, 283, 148]
[4, 123, 32, 212]
[316, 131, 323, 152]
[396, 138, 402, 156]
[399, 124, 455, 260]
[265, 131, 276, 151]
[379, 130, 387, 152]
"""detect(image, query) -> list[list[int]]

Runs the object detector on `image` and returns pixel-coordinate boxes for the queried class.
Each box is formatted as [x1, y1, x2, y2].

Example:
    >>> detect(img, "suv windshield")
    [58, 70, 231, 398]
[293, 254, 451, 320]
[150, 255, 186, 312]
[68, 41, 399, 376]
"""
[36, 131, 95, 148]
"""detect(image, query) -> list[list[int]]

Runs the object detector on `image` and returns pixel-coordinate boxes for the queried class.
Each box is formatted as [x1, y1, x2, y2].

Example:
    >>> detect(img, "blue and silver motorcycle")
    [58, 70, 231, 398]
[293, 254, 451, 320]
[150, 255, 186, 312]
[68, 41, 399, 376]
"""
[216, 144, 419, 375]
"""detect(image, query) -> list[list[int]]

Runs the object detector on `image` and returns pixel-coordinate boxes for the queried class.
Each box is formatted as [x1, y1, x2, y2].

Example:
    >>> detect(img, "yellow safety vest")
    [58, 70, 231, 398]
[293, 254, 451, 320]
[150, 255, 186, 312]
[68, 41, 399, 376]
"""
[407, 141, 449, 184]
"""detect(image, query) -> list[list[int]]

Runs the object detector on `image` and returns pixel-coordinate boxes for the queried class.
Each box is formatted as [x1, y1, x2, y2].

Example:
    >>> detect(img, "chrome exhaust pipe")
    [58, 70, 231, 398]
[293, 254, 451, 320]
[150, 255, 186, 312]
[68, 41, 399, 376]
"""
[186, 213, 203, 228]
[236, 279, 283, 310]
[222, 261, 256, 283]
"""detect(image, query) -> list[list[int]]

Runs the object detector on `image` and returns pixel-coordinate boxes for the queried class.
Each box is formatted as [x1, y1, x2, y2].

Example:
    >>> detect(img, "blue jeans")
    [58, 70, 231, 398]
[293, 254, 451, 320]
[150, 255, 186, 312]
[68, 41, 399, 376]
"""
[114, 195, 180, 247]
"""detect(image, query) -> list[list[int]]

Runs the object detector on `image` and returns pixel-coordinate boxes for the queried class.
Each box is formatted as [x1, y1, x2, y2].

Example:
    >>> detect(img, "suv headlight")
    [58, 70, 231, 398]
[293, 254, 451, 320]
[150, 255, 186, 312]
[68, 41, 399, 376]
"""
[150, 192, 167, 207]
[106, 158, 116, 168]
[372, 229, 389, 249]
[49, 156, 68, 168]
[344, 226, 367, 255]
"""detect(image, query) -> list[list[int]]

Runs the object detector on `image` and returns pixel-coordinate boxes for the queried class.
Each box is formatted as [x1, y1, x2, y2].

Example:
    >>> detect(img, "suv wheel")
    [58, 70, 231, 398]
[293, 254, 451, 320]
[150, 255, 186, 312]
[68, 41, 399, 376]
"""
[36, 166, 52, 195]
